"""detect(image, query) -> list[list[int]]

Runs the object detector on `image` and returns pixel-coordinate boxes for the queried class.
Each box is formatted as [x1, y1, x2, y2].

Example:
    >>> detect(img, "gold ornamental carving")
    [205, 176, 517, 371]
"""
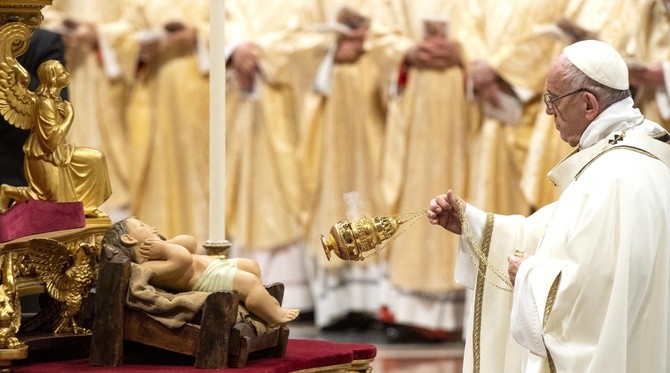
[0, 254, 23, 350]
[25, 238, 97, 334]
[0, 1, 51, 31]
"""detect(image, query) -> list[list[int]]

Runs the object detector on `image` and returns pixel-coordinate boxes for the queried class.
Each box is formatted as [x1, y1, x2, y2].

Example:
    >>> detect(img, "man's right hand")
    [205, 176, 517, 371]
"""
[427, 190, 464, 235]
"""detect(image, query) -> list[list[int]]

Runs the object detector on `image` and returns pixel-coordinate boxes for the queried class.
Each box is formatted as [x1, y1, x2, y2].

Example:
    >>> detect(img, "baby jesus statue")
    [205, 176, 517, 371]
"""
[101, 217, 299, 327]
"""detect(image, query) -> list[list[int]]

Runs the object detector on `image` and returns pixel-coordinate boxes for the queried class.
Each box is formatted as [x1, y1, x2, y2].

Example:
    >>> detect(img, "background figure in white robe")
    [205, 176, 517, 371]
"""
[428, 40, 670, 372]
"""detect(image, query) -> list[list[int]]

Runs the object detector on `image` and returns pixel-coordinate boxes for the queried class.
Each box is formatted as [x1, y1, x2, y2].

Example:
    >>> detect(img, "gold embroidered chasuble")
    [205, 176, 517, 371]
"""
[461, 0, 568, 216]
[223, 0, 305, 250]
[121, 0, 211, 246]
[369, 0, 470, 292]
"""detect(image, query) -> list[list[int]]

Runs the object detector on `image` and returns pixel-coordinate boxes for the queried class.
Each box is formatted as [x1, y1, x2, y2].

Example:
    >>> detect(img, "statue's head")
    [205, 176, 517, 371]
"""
[36, 60, 69, 96]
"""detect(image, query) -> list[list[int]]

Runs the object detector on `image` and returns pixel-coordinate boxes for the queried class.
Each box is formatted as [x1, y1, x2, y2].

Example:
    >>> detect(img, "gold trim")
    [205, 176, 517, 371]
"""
[347, 358, 374, 373]
[471, 212, 494, 373]
[575, 146, 659, 181]
[292, 362, 352, 373]
[543, 274, 561, 373]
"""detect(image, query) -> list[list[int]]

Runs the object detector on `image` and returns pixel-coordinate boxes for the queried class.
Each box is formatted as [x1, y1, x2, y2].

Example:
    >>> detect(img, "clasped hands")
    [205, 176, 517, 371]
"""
[139, 21, 197, 63]
[231, 42, 260, 92]
[335, 26, 368, 63]
[469, 59, 503, 108]
[406, 37, 462, 70]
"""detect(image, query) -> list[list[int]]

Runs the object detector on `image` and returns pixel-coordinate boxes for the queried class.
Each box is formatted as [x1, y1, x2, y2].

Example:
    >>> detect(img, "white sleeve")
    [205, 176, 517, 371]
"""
[455, 205, 487, 289]
[511, 255, 565, 357]
[313, 45, 336, 95]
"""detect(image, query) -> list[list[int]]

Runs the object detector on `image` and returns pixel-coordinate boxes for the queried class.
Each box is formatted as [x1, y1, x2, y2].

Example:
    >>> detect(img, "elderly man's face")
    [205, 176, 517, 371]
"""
[544, 60, 591, 147]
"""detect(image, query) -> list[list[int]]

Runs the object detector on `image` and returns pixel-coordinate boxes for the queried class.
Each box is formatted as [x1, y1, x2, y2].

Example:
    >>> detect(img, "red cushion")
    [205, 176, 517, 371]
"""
[335, 342, 377, 360]
[0, 200, 85, 243]
[14, 339, 373, 372]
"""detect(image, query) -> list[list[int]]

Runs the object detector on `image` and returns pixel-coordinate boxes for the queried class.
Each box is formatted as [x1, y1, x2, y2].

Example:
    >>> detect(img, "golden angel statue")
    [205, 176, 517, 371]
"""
[0, 22, 111, 217]
[27, 238, 97, 334]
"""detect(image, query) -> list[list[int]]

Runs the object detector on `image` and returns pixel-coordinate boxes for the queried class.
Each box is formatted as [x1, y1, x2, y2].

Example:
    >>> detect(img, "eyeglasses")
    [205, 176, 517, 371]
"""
[543, 88, 588, 110]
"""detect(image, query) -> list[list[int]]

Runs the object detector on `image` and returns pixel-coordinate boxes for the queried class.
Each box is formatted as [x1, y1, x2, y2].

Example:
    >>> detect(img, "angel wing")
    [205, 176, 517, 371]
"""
[0, 22, 36, 130]
[28, 238, 76, 303]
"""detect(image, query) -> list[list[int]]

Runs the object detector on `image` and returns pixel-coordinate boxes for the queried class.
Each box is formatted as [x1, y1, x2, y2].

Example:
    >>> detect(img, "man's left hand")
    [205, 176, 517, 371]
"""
[508, 251, 528, 286]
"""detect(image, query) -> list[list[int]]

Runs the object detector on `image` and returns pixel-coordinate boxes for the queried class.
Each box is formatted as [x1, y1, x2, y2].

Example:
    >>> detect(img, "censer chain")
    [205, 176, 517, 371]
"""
[457, 200, 513, 292]
[361, 208, 427, 260]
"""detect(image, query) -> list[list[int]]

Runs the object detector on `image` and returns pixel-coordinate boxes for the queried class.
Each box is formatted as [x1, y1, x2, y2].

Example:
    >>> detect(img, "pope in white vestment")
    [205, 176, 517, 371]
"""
[429, 40, 670, 373]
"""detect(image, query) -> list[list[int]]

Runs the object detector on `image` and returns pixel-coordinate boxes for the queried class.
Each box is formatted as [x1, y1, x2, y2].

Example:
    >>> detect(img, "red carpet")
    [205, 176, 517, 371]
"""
[13, 339, 376, 373]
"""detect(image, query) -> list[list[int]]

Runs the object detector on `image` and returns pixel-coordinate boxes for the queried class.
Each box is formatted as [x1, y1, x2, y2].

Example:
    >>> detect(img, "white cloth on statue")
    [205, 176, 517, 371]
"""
[458, 97, 670, 372]
[230, 242, 314, 310]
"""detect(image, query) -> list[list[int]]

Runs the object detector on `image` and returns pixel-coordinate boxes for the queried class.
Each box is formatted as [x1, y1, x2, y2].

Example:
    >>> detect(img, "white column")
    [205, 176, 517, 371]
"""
[207, 0, 226, 243]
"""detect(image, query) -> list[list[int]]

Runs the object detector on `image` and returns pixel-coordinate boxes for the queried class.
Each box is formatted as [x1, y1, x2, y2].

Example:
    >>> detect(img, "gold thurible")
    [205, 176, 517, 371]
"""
[321, 206, 430, 262]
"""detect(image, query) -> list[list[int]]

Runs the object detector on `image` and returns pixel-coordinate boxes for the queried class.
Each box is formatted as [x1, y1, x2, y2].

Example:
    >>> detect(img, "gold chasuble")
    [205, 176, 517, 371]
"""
[628, 0, 670, 132]
[224, 0, 304, 251]
[289, 0, 387, 327]
[223, 1, 314, 310]
[521, 0, 635, 210]
[367, 0, 471, 331]
[41, 0, 134, 213]
[121, 0, 211, 246]
[460, 0, 568, 216]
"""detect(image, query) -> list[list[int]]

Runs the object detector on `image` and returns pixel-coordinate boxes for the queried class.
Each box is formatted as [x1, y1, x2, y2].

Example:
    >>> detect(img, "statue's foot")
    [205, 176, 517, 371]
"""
[85, 208, 108, 218]
[7, 337, 24, 349]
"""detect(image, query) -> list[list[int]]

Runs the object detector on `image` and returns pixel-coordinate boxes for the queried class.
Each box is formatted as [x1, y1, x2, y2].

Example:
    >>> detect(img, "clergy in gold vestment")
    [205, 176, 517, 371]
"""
[41, 0, 134, 214]
[224, 0, 312, 310]
[368, 0, 470, 335]
[521, 0, 635, 210]
[289, 0, 387, 328]
[626, 0, 670, 132]
[461, 0, 568, 216]
[120, 0, 211, 247]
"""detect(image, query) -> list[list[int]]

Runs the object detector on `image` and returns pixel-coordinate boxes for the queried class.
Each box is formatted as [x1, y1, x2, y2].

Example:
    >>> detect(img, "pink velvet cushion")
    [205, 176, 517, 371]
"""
[0, 200, 85, 243]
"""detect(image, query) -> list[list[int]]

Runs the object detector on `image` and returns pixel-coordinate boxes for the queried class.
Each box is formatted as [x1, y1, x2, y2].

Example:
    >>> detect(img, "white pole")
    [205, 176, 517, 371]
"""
[207, 0, 227, 245]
